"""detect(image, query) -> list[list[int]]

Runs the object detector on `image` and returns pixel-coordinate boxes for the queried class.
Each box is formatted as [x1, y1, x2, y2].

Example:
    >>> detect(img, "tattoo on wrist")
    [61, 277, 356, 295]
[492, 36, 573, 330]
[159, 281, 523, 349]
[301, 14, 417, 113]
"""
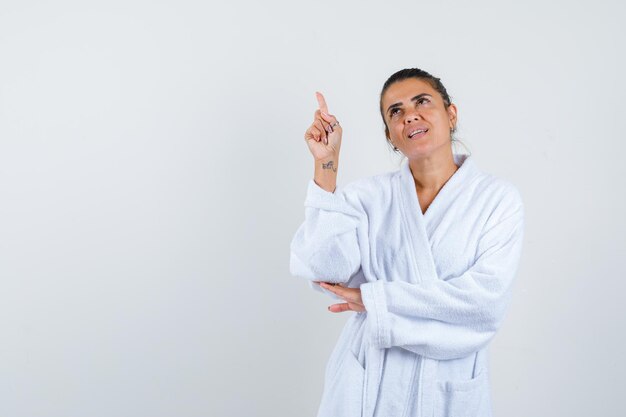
[322, 160, 337, 172]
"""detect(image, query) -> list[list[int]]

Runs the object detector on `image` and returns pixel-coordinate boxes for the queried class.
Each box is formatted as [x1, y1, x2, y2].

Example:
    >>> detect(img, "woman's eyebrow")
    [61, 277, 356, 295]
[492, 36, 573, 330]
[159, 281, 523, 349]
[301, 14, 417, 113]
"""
[387, 93, 433, 114]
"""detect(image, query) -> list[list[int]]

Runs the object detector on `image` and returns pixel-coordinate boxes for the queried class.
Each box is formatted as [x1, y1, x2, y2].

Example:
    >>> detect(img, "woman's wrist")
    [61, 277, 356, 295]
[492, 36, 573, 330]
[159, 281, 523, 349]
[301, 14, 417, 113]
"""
[314, 155, 339, 192]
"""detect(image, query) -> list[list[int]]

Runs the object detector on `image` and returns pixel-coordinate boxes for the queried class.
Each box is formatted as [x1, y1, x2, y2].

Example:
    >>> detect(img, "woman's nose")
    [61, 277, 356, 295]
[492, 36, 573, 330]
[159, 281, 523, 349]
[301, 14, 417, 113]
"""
[404, 113, 420, 123]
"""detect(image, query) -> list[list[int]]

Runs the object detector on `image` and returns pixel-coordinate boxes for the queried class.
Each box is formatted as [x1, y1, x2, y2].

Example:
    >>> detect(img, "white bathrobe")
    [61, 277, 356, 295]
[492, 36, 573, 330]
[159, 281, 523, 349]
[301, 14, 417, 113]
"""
[289, 153, 524, 417]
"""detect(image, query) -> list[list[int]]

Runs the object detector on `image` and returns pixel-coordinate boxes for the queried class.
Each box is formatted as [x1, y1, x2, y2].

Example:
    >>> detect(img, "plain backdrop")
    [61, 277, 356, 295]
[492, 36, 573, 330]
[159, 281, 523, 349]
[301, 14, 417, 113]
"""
[1, 0, 624, 416]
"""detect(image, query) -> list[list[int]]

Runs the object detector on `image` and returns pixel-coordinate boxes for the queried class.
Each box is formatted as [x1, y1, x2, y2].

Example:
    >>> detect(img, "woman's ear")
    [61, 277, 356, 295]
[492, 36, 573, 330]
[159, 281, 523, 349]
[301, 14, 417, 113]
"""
[447, 103, 458, 130]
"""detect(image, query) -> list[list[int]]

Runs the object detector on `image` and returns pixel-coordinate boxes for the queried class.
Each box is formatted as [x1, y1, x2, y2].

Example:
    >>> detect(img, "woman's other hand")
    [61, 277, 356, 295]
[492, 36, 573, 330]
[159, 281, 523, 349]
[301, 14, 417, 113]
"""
[304, 92, 342, 161]
[313, 281, 366, 313]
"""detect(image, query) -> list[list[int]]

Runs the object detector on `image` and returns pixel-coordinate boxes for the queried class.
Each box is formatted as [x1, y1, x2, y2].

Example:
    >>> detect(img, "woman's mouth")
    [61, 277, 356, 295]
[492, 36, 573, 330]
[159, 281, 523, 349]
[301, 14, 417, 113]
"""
[408, 128, 428, 139]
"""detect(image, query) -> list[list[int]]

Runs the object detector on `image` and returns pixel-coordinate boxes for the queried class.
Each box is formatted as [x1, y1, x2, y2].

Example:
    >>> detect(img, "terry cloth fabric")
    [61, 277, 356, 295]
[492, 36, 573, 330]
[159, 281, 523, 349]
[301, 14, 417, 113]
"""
[289, 153, 525, 417]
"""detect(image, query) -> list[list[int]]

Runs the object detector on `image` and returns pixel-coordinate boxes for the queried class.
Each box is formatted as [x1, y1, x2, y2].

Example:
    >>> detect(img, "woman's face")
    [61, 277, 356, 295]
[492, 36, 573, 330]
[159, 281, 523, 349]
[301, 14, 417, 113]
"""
[381, 78, 457, 159]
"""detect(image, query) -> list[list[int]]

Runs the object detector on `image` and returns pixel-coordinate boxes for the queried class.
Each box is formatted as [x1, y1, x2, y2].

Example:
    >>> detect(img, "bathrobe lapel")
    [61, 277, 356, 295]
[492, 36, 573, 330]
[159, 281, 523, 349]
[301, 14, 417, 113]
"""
[396, 153, 475, 285]
[389, 153, 477, 417]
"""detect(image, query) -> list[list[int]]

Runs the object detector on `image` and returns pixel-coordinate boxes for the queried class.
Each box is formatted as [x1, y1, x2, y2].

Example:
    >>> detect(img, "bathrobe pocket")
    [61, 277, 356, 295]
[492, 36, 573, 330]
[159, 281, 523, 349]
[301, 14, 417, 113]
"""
[317, 350, 365, 417]
[433, 367, 487, 417]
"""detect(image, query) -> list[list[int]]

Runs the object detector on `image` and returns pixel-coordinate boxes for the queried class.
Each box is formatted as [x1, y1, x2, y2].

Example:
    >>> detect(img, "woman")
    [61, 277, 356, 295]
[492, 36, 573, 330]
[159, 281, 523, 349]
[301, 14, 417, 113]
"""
[289, 68, 524, 417]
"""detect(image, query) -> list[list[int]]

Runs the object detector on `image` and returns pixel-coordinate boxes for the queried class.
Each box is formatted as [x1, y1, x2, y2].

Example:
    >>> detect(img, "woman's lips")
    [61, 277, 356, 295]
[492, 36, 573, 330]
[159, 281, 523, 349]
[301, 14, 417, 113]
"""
[407, 128, 428, 139]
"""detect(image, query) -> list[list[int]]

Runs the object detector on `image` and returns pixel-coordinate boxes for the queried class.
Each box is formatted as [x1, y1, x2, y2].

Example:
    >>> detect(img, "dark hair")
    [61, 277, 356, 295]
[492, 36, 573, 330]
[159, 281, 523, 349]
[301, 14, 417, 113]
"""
[379, 68, 465, 154]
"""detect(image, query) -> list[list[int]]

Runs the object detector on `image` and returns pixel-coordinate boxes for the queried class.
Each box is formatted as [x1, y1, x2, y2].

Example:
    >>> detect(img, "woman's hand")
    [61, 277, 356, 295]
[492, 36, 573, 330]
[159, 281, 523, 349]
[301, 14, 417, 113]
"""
[313, 281, 366, 313]
[304, 92, 343, 161]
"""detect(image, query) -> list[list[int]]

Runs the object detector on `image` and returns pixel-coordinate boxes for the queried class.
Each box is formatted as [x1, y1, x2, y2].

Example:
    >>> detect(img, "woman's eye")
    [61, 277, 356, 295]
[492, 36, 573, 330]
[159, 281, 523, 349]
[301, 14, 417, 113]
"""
[417, 98, 429, 105]
[390, 108, 400, 116]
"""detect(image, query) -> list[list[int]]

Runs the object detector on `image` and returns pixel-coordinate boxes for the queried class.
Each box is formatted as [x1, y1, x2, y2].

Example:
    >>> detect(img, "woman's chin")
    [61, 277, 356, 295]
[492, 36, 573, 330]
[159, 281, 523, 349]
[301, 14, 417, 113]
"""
[403, 140, 450, 159]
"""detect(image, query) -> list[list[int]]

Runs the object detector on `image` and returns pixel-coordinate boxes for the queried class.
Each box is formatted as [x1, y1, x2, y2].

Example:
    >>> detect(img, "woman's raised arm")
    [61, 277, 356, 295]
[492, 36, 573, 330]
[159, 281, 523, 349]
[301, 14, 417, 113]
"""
[305, 92, 343, 192]
[290, 92, 363, 294]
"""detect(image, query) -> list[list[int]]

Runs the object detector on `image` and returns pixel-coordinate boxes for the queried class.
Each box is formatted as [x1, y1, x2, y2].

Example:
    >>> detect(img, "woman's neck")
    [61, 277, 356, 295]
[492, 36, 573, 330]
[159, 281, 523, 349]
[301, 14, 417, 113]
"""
[408, 148, 459, 192]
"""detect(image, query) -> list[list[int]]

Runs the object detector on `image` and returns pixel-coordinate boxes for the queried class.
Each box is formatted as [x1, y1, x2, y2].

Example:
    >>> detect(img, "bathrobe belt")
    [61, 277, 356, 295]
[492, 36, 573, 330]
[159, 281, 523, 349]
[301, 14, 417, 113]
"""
[362, 344, 384, 417]
[362, 343, 439, 417]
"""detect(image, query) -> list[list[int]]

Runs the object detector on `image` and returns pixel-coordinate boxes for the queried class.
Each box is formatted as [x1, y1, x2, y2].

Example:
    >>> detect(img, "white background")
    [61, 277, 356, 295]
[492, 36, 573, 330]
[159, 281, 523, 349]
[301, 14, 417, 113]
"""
[1, 0, 624, 416]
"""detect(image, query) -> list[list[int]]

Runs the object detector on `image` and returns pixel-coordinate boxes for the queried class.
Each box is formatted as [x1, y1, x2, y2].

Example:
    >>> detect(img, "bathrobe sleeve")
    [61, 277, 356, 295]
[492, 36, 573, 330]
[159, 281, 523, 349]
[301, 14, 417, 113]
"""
[360, 190, 525, 360]
[289, 179, 364, 299]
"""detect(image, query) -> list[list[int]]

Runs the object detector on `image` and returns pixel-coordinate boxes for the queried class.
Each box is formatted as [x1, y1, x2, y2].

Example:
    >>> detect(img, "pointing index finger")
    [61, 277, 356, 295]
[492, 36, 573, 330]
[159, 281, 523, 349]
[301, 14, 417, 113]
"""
[315, 91, 329, 114]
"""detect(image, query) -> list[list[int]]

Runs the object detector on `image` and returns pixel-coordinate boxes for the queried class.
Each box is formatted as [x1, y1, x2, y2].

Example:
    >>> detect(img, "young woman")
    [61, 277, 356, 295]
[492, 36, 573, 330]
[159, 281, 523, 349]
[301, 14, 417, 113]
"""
[290, 68, 525, 417]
